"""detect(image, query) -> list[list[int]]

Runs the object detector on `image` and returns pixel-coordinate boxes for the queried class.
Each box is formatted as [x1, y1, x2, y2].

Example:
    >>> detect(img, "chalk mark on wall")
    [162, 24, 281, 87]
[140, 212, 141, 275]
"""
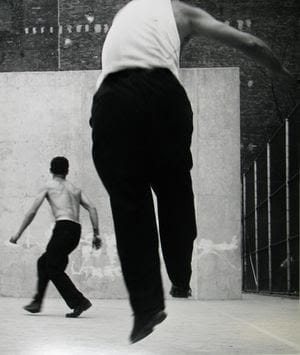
[70, 232, 121, 281]
[197, 235, 240, 271]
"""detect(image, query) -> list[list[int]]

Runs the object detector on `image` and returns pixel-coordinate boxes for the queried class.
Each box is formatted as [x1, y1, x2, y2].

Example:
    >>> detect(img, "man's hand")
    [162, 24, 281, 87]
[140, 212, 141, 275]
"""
[9, 235, 19, 244]
[92, 235, 102, 250]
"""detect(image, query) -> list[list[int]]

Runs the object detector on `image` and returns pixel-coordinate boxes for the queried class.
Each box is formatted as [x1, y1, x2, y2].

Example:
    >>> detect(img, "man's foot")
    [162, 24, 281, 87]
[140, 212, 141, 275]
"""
[23, 300, 41, 313]
[170, 285, 192, 298]
[130, 310, 167, 344]
[65, 298, 92, 318]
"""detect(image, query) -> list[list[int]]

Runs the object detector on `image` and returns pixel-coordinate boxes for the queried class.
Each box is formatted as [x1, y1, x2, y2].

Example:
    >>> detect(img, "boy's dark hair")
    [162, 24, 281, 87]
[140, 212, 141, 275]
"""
[50, 156, 69, 176]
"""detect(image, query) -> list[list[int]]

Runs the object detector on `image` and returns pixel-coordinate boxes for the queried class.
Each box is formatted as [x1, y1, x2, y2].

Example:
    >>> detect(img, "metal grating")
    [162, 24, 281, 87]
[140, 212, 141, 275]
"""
[242, 104, 299, 297]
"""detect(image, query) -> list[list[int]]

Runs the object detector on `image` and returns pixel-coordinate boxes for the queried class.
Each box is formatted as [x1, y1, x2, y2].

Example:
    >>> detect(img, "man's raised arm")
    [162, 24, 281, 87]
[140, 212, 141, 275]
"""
[10, 188, 47, 244]
[175, 2, 294, 82]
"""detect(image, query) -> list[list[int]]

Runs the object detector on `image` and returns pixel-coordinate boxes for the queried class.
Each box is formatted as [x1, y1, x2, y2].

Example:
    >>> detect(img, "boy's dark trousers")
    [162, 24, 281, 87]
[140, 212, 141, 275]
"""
[33, 220, 85, 309]
[90, 68, 197, 316]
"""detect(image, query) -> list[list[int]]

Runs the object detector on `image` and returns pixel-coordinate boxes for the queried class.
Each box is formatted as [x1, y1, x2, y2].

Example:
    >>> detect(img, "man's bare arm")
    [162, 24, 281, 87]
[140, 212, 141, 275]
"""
[10, 188, 47, 243]
[175, 2, 294, 82]
[80, 191, 101, 249]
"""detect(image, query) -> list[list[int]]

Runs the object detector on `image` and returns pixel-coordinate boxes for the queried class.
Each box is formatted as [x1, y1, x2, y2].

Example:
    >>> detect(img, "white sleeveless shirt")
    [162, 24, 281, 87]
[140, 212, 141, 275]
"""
[96, 0, 181, 89]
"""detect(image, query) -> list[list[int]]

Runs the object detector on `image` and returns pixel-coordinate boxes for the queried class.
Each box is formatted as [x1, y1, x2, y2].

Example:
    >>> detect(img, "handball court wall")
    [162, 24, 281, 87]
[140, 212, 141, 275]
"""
[0, 68, 241, 300]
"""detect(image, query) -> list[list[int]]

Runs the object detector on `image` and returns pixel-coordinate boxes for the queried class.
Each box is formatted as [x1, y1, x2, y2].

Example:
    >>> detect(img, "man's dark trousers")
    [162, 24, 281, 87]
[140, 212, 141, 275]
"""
[90, 68, 197, 316]
[33, 220, 85, 309]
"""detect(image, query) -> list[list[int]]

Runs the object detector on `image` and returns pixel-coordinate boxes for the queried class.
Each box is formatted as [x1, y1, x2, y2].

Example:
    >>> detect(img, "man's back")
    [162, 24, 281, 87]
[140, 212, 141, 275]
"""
[46, 178, 81, 223]
[98, 0, 293, 88]
[97, 0, 180, 88]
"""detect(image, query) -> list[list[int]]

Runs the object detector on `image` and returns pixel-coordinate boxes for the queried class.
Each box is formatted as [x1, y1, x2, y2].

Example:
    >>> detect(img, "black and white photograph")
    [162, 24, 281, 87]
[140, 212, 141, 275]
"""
[0, 0, 299, 353]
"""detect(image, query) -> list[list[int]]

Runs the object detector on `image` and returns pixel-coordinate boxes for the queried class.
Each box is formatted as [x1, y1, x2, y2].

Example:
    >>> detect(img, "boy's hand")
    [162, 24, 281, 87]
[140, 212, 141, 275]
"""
[92, 236, 102, 250]
[9, 235, 19, 244]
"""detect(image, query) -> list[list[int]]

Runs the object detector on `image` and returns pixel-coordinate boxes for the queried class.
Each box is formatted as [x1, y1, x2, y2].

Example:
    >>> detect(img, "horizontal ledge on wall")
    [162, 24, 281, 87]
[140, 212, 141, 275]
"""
[22, 18, 252, 36]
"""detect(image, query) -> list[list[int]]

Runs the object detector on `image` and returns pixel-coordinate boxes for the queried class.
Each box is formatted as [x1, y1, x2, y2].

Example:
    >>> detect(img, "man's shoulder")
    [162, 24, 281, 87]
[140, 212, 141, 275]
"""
[171, 0, 199, 38]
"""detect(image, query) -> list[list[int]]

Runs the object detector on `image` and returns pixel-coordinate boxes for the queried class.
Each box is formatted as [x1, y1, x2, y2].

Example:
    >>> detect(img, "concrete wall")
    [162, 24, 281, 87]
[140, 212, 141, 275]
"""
[0, 68, 241, 300]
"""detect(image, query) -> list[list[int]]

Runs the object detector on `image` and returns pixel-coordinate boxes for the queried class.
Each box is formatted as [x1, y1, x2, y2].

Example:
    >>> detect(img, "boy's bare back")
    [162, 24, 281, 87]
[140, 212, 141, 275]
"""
[46, 179, 81, 223]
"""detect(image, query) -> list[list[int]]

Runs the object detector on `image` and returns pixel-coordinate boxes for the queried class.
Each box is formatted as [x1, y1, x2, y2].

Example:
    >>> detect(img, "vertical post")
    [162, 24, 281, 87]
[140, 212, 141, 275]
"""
[254, 161, 259, 292]
[267, 143, 272, 292]
[242, 174, 247, 291]
[285, 119, 291, 293]
[57, 0, 61, 70]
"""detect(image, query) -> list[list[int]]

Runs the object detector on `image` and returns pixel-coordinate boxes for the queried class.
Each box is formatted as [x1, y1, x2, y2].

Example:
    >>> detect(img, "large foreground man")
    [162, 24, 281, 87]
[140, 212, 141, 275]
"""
[90, 0, 294, 343]
[10, 156, 101, 317]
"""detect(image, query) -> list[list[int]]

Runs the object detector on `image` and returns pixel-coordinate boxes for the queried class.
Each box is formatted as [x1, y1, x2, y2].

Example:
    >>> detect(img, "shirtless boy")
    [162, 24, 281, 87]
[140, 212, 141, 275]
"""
[10, 156, 101, 318]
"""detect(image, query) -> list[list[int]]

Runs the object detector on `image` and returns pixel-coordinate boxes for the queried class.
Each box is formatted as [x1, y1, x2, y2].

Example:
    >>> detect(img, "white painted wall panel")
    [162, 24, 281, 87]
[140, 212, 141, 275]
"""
[0, 68, 241, 299]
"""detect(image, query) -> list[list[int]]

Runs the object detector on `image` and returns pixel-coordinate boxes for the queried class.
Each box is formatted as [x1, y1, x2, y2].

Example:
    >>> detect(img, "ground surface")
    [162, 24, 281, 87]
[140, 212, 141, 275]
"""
[0, 294, 299, 354]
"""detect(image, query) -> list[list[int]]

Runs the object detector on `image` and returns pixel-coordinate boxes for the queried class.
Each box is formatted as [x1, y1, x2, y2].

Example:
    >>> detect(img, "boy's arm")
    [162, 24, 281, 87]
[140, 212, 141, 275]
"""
[10, 188, 47, 244]
[80, 191, 102, 249]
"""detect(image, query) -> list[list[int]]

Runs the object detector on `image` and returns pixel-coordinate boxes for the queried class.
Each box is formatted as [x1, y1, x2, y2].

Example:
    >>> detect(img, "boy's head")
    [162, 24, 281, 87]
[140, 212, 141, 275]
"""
[50, 156, 69, 176]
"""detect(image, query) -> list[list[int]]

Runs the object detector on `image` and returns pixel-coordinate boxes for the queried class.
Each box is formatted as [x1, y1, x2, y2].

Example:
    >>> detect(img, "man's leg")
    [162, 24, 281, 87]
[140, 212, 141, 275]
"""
[94, 166, 166, 342]
[147, 70, 196, 297]
[91, 72, 166, 342]
[151, 167, 197, 297]
[107, 173, 165, 315]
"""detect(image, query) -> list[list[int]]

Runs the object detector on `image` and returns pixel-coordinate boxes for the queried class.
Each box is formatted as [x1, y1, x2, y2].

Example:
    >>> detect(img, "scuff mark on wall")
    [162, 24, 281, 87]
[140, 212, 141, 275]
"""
[70, 232, 121, 281]
[198, 235, 239, 255]
[197, 236, 240, 271]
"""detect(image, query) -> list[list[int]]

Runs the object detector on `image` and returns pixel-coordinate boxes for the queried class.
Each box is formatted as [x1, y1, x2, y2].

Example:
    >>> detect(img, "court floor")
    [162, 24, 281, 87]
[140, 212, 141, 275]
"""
[0, 294, 299, 354]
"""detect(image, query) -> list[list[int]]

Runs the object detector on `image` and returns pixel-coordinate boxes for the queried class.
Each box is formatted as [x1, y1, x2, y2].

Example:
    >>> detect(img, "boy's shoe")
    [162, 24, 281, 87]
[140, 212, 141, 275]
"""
[65, 298, 92, 318]
[23, 300, 41, 313]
